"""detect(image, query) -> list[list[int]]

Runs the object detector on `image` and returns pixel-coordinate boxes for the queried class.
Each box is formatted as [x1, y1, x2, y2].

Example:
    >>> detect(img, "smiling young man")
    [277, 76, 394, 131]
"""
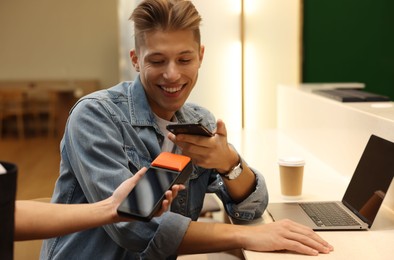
[40, 0, 333, 259]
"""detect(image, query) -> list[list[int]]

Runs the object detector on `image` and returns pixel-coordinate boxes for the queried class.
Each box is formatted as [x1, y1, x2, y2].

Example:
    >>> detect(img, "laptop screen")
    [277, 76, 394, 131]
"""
[342, 135, 394, 226]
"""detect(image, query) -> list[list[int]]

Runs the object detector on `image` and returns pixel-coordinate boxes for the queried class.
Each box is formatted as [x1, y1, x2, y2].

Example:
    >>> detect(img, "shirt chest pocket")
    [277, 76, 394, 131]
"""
[123, 145, 152, 172]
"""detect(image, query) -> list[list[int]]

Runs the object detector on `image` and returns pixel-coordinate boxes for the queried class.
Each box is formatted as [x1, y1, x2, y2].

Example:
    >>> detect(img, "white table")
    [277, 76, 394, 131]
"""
[227, 129, 394, 260]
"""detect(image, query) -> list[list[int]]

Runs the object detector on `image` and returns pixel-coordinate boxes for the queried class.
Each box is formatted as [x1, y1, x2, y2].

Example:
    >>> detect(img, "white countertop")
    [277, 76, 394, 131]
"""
[227, 129, 394, 260]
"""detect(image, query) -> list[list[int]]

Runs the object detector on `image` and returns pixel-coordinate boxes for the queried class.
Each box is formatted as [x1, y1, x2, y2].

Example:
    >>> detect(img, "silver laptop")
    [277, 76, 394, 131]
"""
[268, 134, 394, 230]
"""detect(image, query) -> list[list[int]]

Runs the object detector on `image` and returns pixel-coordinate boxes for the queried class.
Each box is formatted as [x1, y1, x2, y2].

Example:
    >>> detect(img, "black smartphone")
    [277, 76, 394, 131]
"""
[117, 165, 191, 221]
[166, 123, 214, 137]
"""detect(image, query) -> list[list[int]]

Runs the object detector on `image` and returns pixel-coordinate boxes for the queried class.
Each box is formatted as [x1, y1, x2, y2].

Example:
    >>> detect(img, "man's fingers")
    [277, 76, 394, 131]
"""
[284, 232, 331, 255]
[214, 119, 226, 136]
[288, 221, 333, 251]
[281, 220, 333, 255]
[156, 184, 186, 217]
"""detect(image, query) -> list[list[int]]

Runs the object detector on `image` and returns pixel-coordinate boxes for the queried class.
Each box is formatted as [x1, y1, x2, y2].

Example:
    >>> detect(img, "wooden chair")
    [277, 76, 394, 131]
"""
[0, 89, 27, 139]
[26, 89, 58, 138]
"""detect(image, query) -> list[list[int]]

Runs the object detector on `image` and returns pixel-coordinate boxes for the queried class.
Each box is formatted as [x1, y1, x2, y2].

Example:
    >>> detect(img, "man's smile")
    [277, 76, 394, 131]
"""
[160, 84, 185, 93]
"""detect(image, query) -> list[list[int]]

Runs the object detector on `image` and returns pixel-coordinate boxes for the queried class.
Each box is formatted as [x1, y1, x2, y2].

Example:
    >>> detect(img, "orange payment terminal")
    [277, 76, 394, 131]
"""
[151, 152, 191, 171]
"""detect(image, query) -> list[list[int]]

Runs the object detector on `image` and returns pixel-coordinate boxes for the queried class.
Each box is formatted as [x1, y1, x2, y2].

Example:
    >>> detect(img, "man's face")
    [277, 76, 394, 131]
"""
[131, 30, 204, 121]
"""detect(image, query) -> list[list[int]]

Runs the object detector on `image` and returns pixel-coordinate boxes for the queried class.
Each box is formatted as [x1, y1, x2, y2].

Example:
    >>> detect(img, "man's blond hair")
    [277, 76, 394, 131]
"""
[130, 0, 202, 51]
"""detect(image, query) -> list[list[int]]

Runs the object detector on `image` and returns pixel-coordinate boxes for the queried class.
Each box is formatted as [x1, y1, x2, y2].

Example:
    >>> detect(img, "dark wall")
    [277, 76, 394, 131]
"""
[302, 0, 394, 100]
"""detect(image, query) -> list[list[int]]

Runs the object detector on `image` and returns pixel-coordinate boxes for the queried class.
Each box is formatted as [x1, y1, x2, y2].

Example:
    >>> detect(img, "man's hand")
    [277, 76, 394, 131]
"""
[241, 219, 334, 256]
[168, 119, 238, 171]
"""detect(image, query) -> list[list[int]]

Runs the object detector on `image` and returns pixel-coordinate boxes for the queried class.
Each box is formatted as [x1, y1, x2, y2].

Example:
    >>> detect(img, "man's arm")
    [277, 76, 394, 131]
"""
[177, 220, 333, 256]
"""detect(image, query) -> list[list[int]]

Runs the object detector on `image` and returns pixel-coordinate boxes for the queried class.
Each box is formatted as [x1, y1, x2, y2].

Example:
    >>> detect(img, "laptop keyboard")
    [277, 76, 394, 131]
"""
[300, 202, 360, 227]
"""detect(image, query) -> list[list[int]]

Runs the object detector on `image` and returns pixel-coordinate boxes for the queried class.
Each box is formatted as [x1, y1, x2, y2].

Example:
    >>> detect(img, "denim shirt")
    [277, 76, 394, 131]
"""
[40, 77, 268, 260]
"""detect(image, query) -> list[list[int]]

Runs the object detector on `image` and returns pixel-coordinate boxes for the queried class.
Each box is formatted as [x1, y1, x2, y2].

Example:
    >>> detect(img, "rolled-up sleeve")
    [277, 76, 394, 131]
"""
[210, 165, 269, 222]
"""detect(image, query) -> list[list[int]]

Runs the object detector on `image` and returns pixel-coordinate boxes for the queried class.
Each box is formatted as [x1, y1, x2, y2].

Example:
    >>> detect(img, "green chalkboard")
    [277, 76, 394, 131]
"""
[302, 0, 394, 100]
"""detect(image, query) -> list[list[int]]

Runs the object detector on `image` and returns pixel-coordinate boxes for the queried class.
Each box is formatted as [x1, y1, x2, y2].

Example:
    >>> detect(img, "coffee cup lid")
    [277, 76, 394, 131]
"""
[278, 156, 305, 167]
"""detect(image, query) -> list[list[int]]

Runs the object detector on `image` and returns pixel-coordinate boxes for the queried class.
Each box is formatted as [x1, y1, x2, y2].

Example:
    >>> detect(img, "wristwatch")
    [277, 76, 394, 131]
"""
[224, 159, 243, 180]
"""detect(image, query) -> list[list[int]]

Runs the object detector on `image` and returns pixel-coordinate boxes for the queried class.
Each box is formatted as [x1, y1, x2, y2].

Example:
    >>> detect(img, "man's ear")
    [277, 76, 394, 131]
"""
[130, 50, 140, 72]
[199, 45, 205, 68]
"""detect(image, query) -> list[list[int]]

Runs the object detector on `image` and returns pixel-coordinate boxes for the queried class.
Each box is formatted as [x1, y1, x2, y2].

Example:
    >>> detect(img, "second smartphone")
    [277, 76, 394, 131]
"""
[166, 123, 214, 137]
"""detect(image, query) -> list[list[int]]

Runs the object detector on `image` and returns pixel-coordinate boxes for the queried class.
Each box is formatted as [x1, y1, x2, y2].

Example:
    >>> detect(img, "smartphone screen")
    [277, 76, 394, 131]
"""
[117, 167, 179, 221]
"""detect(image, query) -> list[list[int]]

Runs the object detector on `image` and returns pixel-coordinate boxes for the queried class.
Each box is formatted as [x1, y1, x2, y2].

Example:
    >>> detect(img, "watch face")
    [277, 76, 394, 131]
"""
[227, 163, 242, 180]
